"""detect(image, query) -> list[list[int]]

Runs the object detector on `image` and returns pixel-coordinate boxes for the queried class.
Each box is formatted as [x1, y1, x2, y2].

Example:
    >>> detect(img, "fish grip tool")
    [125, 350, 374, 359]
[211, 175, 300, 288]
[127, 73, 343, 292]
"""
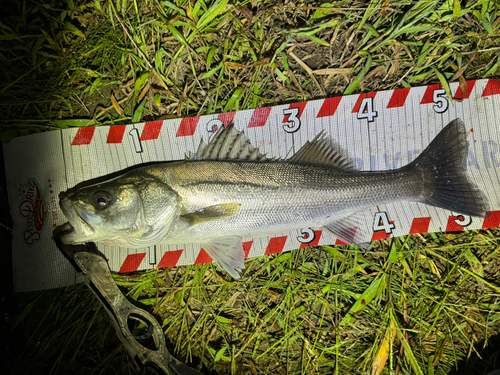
[53, 230, 203, 375]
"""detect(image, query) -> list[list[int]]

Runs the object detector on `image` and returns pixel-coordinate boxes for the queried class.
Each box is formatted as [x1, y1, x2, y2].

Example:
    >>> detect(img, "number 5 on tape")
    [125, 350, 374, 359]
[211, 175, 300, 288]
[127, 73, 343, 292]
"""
[433, 89, 449, 114]
[452, 212, 472, 227]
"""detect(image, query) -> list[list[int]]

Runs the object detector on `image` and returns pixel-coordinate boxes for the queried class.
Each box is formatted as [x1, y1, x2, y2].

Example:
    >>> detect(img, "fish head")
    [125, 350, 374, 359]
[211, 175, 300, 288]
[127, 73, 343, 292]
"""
[59, 171, 181, 246]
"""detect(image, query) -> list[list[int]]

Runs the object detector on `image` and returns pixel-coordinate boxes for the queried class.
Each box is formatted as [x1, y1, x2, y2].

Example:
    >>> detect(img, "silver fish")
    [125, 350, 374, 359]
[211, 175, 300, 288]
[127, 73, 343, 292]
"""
[59, 119, 487, 278]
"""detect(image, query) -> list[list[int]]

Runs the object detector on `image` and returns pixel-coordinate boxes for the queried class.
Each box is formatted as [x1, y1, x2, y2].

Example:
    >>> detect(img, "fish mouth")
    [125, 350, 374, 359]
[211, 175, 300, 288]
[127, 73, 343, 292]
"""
[59, 197, 100, 244]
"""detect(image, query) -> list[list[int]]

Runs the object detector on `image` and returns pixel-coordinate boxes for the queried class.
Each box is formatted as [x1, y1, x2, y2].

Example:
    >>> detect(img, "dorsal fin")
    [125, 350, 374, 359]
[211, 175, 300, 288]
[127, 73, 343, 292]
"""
[189, 123, 267, 161]
[288, 132, 357, 171]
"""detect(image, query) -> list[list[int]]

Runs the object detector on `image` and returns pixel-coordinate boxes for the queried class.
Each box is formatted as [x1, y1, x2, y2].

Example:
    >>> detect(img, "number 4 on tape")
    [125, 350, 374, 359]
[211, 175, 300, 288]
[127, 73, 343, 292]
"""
[357, 97, 378, 123]
[373, 211, 395, 234]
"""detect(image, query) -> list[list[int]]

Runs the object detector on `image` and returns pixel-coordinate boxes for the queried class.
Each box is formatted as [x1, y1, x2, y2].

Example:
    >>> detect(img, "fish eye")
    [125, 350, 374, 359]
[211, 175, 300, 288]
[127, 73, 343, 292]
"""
[92, 191, 112, 209]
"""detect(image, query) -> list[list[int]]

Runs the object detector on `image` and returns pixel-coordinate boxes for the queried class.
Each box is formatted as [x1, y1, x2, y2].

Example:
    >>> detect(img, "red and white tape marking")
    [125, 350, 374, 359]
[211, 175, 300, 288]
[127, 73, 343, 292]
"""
[69, 79, 499, 147]
[6, 79, 500, 292]
[3, 79, 500, 292]
[63, 79, 500, 273]
[64, 79, 500, 273]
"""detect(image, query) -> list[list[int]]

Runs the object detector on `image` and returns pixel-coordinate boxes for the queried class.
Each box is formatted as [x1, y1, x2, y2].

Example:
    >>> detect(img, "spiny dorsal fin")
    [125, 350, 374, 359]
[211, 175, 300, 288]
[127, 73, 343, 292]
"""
[288, 132, 357, 171]
[189, 123, 267, 161]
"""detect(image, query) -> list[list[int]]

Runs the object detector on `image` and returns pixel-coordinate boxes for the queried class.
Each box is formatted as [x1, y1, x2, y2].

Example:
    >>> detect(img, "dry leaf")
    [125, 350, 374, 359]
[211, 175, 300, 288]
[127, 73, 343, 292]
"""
[381, 0, 391, 16]
[138, 82, 151, 102]
[372, 320, 397, 375]
[224, 61, 251, 70]
[224, 59, 270, 70]
[110, 93, 124, 115]
[313, 68, 351, 75]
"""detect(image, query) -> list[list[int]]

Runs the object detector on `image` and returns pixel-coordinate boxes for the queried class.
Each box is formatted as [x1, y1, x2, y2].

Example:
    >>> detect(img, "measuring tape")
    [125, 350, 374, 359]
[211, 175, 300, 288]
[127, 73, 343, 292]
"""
[4, 79, 500, 292]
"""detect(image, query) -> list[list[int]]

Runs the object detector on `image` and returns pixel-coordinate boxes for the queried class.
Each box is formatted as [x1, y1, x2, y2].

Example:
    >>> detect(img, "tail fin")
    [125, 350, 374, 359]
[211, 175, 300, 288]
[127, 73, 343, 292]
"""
[412, 119, 488, 217]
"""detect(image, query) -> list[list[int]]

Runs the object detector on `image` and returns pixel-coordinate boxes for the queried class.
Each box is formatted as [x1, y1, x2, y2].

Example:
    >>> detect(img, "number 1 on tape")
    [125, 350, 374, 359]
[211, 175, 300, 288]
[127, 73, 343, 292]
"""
[129, 128, 143, 153]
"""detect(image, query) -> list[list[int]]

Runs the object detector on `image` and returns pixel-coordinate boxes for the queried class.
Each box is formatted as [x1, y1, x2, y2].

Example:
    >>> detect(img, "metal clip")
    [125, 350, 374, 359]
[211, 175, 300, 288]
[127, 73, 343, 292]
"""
[54, 230, 203, 375]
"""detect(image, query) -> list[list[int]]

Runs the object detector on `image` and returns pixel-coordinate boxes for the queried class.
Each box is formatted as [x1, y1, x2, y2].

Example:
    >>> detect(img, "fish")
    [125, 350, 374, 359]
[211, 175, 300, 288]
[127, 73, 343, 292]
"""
[59, 118, 488, 278]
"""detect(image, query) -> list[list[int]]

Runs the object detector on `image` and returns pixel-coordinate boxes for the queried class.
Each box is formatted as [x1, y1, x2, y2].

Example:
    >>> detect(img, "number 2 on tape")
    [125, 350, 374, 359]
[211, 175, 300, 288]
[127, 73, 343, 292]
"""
[207, 119, 224, 134]
[373, 211, 395, 234]
[357, 97, 377, 123]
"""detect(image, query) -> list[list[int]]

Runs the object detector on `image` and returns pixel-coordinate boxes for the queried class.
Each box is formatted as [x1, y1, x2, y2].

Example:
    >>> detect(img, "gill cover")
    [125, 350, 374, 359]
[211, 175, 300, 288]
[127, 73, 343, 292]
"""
[121, 173, 182, 247]
[60, 170, 182, 246]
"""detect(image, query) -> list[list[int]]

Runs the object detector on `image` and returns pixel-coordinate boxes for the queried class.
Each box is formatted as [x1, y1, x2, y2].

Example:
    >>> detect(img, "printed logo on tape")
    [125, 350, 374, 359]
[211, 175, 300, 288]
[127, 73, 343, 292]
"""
[19, 178, 49, 246]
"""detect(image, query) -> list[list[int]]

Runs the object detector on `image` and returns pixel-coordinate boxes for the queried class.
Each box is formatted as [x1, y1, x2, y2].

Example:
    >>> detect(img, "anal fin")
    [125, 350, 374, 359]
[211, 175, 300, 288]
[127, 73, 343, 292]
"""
[323, 212, 369, 249]
[202, 236, 245, 279]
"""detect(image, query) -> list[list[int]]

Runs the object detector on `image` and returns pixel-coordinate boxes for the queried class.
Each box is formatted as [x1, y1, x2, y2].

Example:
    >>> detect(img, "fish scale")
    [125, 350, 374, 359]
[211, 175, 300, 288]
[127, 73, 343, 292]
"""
[160, 161, 421, 243]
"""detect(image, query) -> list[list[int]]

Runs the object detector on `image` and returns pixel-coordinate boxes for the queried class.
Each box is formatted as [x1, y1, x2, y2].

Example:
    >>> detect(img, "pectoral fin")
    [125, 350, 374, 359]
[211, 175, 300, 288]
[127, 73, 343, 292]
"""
[203, 236, 245, 279]
[181, 203, 242, 227]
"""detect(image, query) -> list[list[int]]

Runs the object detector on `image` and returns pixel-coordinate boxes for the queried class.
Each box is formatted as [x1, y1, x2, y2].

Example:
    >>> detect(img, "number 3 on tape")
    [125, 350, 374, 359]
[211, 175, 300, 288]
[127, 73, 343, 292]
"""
[283, 107, 301, 133]
[373, 211, 395, 234]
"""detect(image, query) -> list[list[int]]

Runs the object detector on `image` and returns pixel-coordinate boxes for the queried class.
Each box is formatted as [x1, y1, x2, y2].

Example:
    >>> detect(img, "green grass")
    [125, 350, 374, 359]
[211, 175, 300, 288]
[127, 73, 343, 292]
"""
[8, 232, 500, 374]
[2, 0, 500, 374]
